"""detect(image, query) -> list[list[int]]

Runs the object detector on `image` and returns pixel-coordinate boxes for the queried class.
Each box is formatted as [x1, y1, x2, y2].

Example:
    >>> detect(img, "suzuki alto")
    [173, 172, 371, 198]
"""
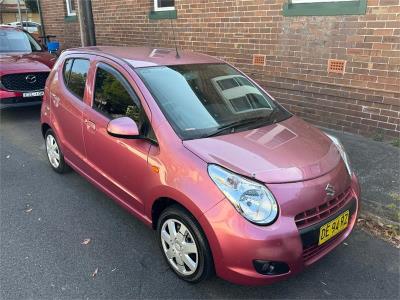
[40, 47, 360, 285]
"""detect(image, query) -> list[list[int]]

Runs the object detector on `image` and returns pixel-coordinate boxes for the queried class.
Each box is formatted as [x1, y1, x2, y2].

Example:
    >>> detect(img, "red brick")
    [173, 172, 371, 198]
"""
[383, 98, 400, 106]
[379, 0, 400, 6]
[368, 0, 380, 5]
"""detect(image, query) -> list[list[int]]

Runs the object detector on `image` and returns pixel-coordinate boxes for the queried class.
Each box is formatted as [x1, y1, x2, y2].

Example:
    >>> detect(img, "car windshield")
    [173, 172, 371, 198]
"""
[0, 29, 42, 53]
[136, 63, 291, 140]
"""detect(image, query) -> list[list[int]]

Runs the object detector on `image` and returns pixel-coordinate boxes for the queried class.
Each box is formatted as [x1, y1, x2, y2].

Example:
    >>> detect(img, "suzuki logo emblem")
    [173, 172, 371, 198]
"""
[25, 74, 37, 84]
[325, 184, 335, 197]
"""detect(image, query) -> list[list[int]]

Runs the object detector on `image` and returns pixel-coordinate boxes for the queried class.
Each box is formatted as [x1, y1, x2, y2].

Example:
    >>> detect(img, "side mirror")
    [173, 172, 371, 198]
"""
[107, 117, 140, 138]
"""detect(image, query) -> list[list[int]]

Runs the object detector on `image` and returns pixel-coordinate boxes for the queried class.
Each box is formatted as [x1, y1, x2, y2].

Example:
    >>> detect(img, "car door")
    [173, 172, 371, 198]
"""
[82, 60, 153, 213]
[51, 56, 91, 171]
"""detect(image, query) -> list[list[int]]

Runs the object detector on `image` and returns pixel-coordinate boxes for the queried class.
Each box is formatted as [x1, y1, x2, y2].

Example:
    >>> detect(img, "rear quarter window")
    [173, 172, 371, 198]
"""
[63, 58, 90, 100]
[63, 59, 73, 83]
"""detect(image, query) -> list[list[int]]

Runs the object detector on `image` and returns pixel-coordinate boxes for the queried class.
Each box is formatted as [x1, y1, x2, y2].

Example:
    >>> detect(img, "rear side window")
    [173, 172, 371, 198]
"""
[63, 58, 90, 100]
[93, 64, 141, 123]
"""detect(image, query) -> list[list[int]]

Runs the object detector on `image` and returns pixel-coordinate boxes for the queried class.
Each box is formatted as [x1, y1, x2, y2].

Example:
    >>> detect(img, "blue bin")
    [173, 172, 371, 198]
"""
[47, 41, 60, 52]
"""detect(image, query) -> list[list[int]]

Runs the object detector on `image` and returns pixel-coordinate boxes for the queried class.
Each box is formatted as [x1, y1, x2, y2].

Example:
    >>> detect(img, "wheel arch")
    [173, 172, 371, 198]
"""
[151, 197, 192, 230]
[152, 196, 216, 278]
[41, 122, 51, 138]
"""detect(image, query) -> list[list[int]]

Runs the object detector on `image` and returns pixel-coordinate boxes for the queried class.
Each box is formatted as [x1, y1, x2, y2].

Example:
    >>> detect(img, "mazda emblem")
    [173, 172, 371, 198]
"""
[25, 74, 37, 84]
[325, 184, 335, 197]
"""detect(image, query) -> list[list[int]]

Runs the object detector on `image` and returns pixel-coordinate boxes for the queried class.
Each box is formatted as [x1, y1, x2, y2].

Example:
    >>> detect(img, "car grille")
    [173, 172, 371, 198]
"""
[295, 187, 352, 230]
[302, 232, 343, 262]
[0, 72, 49, 92]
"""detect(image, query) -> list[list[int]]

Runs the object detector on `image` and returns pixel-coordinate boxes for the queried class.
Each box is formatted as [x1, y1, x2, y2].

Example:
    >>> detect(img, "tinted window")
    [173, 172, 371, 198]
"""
[93, 65, 141, 125]
[0, 29, 41, 52]
[65, 59, 90, 99]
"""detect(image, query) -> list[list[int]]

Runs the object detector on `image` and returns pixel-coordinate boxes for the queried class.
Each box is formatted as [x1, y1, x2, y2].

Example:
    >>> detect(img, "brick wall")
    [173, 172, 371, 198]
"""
[41, 0, 400, 139]
[40, 0, 80, 49]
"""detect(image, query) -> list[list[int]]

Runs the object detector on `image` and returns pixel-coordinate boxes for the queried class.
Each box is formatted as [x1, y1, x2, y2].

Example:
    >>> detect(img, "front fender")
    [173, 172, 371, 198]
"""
[144, 144, 224, 224]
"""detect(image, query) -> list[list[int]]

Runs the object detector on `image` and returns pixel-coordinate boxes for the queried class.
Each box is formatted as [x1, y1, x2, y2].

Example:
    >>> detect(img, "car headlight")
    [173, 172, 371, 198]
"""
[326, 133, 353, 176]
[208, 164, 278, 225]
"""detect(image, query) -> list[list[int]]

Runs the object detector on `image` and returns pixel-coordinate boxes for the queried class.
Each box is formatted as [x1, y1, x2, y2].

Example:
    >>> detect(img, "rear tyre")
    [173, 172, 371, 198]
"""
[157, 205, 214, 283]
[45, 129, 68, 173]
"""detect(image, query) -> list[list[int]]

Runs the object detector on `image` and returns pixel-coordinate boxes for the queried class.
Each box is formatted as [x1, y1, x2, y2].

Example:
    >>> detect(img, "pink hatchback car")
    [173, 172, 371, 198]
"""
[40, 47, 360, 285]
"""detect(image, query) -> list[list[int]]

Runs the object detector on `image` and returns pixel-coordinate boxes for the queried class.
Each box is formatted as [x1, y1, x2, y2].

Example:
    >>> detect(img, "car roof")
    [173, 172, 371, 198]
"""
[0, 25, 25, 31]
[64, 46, 224, 68]
[8, 21, 40, 24]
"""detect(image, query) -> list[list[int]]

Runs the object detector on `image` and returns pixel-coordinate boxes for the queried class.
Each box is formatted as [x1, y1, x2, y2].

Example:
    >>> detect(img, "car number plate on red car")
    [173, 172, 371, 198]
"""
[318, 210, 349, 245]
[23, 91, 44, 98]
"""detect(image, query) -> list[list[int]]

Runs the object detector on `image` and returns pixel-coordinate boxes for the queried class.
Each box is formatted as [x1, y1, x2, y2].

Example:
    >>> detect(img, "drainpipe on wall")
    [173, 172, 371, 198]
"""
[0, 0, 4, 24]
[0, 0, 3, 24]
[16, 0, 22, 25]
[36, 0, 46, 43]
[77, 0, 96, 47]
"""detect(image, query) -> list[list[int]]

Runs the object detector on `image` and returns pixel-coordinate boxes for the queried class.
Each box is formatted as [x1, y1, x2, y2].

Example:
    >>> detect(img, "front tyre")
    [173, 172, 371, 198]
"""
[157, 205, 214, 283]
[45, 129, 68, 173]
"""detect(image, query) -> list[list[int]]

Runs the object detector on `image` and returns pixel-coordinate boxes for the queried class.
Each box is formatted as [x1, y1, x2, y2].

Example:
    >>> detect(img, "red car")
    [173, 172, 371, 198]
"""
[40, 47, 360, 285]
[0, 26, 56, 109]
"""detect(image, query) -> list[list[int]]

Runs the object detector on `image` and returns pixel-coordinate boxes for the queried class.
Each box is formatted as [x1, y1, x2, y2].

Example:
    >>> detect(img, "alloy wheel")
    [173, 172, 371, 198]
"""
[46, 134, 60, 169]
[160, 218, 199, 276]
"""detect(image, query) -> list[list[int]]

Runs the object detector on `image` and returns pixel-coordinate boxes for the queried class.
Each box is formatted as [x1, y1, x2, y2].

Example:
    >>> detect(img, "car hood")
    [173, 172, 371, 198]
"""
[0, 52, 56, 75]
[183, 116, 341, 184]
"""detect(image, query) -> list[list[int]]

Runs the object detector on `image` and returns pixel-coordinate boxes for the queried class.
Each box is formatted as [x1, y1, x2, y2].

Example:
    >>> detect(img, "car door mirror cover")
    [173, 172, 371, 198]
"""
[107, 117, 140, 138]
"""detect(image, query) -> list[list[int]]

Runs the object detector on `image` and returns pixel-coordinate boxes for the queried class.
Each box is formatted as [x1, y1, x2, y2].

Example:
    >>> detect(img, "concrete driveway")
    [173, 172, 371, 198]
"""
[1, 107, 399, 299]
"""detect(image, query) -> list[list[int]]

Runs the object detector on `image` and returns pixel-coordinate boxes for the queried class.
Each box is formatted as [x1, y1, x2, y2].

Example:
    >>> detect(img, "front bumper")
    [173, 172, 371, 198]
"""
[200, 163, 360, 285]
[0, 97, 42, 109]
[0, 90, 43, 109]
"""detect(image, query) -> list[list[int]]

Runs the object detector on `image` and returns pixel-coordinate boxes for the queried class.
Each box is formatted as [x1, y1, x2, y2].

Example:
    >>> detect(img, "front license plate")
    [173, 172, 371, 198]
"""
[23, 91, 44, 98]
[318, 210, 350, 245]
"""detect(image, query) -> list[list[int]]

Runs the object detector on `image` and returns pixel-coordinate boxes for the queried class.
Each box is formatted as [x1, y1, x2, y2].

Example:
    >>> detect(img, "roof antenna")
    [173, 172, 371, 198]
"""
[170, 18, 180, 59]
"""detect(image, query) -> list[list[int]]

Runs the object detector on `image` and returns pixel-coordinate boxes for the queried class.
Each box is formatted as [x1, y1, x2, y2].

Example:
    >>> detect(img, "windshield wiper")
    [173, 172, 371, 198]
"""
[266, 108, 279, 124]
[202, 116, 267, 138]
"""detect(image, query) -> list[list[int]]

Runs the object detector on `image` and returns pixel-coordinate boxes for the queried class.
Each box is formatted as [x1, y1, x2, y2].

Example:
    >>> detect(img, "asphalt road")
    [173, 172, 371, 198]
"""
[1, 106, 399, 299]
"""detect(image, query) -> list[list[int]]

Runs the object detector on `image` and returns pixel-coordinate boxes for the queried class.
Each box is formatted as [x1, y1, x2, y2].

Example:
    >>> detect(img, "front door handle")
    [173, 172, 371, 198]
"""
[84, 119, 96, 131]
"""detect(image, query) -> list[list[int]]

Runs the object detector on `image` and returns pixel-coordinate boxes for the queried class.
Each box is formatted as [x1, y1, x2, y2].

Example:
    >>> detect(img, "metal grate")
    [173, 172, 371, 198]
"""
[295, 187, 352, 230]
[253, 54, 266, 66]
[328, 59, 346, 74]
[0, 72, 49, 92]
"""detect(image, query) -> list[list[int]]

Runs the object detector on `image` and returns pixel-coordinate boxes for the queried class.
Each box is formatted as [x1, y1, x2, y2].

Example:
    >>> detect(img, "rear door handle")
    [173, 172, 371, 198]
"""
[84, 119, 96, 131]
